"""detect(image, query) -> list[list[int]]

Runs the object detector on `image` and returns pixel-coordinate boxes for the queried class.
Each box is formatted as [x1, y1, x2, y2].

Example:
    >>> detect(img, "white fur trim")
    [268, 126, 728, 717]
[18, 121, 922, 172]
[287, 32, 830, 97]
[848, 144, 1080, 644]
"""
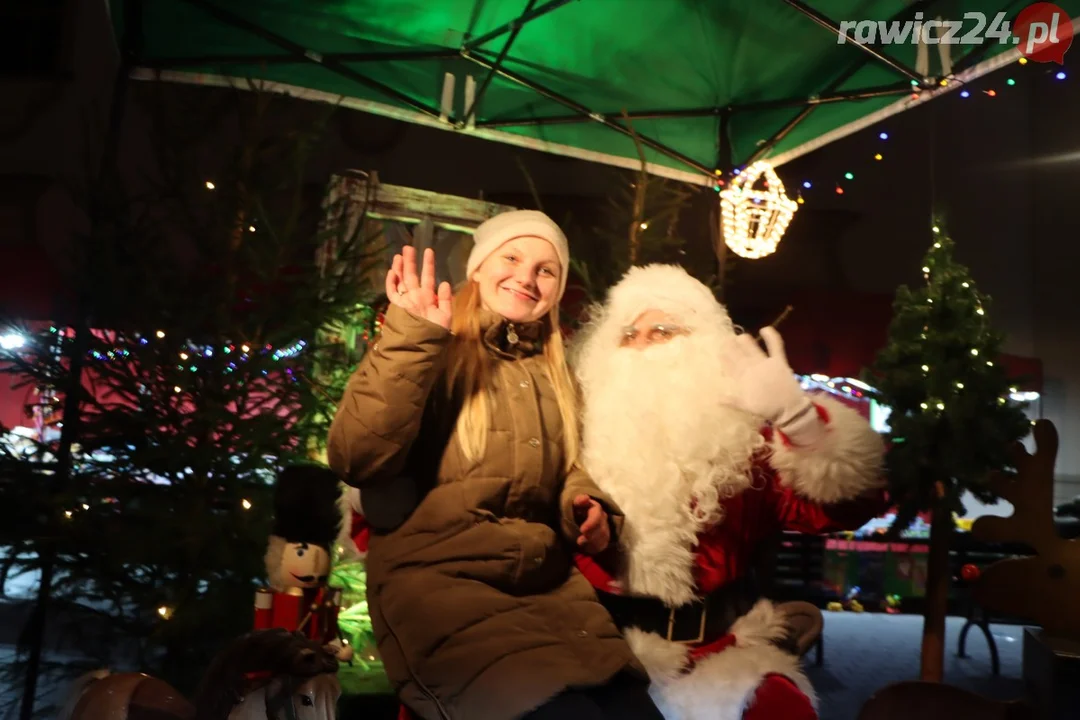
[572, 266, 754, 608]
[770, 395, 885, 504]
[626, 600, 815, 720]
[336, 484, 365, 559]
[593, 264, 732, 336]
[621, 523, 701, 608]
[730, 597, 795, 648]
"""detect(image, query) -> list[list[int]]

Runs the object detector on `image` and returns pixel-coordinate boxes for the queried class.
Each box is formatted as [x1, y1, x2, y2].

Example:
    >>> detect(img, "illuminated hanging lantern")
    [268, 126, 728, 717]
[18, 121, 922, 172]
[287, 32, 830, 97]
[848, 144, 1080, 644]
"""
[719, 161, 799, 259]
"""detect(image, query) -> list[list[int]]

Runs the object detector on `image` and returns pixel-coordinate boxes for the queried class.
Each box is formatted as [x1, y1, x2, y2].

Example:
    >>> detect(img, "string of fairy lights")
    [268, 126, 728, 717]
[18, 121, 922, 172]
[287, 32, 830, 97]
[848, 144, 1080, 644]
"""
[772, 56, 1067, 204]
[48, 325, 312, 387]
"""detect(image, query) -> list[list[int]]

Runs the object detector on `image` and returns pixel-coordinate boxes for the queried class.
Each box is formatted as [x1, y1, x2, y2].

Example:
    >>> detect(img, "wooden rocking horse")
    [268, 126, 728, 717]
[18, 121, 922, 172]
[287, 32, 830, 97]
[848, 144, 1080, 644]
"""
[58, 628, 341, 720]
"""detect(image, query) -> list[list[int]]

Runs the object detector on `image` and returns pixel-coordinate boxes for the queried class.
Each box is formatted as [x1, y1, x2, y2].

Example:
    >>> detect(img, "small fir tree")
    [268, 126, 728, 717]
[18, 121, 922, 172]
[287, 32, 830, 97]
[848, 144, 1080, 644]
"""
[0, 83, 382, 710]
[864, 221, 1030, 683]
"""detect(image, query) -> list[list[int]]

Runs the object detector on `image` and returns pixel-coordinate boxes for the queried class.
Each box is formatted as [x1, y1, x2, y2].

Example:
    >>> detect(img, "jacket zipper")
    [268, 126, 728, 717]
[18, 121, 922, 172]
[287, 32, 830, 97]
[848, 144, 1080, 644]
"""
[506, 323, 519, 345]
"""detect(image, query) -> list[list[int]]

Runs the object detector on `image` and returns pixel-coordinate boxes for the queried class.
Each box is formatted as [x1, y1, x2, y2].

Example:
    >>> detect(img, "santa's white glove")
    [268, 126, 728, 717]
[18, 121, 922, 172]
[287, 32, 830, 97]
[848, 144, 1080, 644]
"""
[727, 327, 824, 445]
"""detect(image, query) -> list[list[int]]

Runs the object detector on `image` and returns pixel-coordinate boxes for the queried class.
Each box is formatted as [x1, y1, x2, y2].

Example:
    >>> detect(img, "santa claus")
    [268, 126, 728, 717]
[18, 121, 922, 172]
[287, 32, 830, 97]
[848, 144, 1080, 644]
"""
[571, 264, 888, 720]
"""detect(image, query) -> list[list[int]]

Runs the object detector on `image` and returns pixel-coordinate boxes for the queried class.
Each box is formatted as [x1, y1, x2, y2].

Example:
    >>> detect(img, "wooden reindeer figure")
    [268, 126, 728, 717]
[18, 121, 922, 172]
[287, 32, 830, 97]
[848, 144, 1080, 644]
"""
[971, 420, 1080, 639]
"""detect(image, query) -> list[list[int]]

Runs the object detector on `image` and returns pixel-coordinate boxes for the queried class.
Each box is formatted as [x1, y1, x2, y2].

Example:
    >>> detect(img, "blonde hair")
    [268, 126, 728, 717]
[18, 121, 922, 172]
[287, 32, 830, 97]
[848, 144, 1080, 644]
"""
[445, 281, 580, 472]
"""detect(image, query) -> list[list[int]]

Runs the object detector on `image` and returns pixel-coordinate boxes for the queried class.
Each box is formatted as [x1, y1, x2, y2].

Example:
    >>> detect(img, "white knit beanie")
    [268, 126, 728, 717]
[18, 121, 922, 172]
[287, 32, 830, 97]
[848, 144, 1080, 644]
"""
[467, 210, 571, 300]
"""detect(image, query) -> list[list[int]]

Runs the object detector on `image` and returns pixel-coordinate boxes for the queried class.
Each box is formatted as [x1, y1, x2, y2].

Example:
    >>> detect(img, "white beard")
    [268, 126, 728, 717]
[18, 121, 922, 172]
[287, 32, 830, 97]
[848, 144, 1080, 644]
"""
[578, 330, 765, 606]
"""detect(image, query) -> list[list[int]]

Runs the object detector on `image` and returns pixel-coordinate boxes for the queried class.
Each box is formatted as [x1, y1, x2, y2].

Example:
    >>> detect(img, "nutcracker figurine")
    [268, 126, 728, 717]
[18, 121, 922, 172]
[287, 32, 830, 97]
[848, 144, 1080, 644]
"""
[255, 464, 353, 662]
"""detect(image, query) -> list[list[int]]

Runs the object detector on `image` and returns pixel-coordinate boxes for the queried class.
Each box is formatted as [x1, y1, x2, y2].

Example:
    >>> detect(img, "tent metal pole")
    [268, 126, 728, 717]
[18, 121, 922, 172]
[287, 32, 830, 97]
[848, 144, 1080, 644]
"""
[743, 105, 815, 167]
[461, 50, 715, 176]
[462, 0, 576, 50]
[782, 0, 928, 85]
[477, 107, 720, 127]
[716, 107, 733, 174]
[476, 83, 911, 129]
[462, 0, 538, 126]
[745, 0, 943, 165]
[143, 49, 459, 68]
[731, 82, 914, 112]
[176, 0, 443, 119]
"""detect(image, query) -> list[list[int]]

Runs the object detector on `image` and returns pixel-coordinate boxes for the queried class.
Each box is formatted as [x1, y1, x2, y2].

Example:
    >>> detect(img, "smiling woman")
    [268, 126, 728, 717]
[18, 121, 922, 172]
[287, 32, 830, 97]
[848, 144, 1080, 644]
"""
[464, 211, 568, 324]
[471, 236, 562, 323]
[328, 210, 664, 720]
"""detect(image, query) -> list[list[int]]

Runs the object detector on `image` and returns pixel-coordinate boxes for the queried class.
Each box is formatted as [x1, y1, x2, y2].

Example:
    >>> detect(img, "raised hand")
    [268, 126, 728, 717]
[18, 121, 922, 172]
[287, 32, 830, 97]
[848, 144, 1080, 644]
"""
[724, 326, 809, 425]
[385, 246, 453, 330]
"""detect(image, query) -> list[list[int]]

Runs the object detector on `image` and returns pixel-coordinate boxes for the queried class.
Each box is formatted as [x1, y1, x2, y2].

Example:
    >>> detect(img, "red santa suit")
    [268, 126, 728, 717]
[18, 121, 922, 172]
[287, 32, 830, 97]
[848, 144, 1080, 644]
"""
[338, 485, 372, 559]
[572, 264, 888, 720]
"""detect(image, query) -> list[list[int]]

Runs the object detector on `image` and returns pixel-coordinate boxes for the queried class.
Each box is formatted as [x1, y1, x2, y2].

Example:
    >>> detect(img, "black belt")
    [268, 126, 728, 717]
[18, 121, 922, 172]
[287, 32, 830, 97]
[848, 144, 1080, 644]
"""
[597, 577, 757, 644]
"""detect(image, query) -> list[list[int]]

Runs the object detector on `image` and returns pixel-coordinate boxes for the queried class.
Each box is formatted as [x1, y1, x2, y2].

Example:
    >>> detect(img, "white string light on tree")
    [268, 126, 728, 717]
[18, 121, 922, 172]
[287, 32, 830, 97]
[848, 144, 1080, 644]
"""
[719, 161, 799, 259]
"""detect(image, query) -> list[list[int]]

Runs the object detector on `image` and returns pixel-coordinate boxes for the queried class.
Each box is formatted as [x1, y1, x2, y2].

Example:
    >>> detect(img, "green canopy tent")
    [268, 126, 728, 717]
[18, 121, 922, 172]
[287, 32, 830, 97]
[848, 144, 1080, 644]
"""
[108, 0, 1080, 186]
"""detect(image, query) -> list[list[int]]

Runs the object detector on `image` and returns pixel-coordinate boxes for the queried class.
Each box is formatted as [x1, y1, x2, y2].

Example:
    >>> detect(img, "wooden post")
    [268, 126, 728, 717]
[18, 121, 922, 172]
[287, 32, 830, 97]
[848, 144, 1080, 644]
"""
[920, 485, 952, 683]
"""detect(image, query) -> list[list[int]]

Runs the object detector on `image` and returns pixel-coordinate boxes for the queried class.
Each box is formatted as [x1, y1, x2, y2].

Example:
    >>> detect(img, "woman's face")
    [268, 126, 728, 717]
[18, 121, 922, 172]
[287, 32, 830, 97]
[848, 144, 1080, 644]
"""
[472, 236, 561, 323]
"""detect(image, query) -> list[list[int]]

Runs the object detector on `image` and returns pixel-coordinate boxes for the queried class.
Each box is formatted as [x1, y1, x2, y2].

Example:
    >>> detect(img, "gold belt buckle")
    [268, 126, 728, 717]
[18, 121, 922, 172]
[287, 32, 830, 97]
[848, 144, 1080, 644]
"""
[666, 603, 707, 644]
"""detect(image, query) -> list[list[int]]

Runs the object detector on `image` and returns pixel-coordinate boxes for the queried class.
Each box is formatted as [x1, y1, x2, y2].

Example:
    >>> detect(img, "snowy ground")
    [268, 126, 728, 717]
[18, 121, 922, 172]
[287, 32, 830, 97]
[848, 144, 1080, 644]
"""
[807, 612, 1026, 720]
[0, 647, 97, 720]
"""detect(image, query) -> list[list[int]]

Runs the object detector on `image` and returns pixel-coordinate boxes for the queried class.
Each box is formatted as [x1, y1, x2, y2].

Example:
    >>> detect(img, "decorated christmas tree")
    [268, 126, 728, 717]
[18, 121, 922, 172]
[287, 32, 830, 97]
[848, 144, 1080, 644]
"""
[864, 221, 1030, 682]
[0, 84, 382, 712]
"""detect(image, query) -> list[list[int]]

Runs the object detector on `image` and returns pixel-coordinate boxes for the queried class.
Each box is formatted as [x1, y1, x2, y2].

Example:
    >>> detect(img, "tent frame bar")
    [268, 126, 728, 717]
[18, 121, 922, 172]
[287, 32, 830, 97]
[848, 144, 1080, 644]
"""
[474, 82, 914, 128]
[743, 0, 945, 166]
[744, 105, 816, 169]
[142, 0, 1002, 180]
[463, 0, 538, 126]
[175, 0, 444, 119]
[143, 49, 460, 67]
[461, 49, 715, 176]
[144, 0, 572, 70]
[782, 0, 929, 86]
[462, 0, 577, 50]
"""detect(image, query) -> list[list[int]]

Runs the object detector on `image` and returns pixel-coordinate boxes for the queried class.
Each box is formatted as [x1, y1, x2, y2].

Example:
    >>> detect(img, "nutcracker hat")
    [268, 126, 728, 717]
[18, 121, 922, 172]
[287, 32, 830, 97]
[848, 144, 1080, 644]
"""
[270, 465, 343, 552]
[466, 210, 571, 301]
